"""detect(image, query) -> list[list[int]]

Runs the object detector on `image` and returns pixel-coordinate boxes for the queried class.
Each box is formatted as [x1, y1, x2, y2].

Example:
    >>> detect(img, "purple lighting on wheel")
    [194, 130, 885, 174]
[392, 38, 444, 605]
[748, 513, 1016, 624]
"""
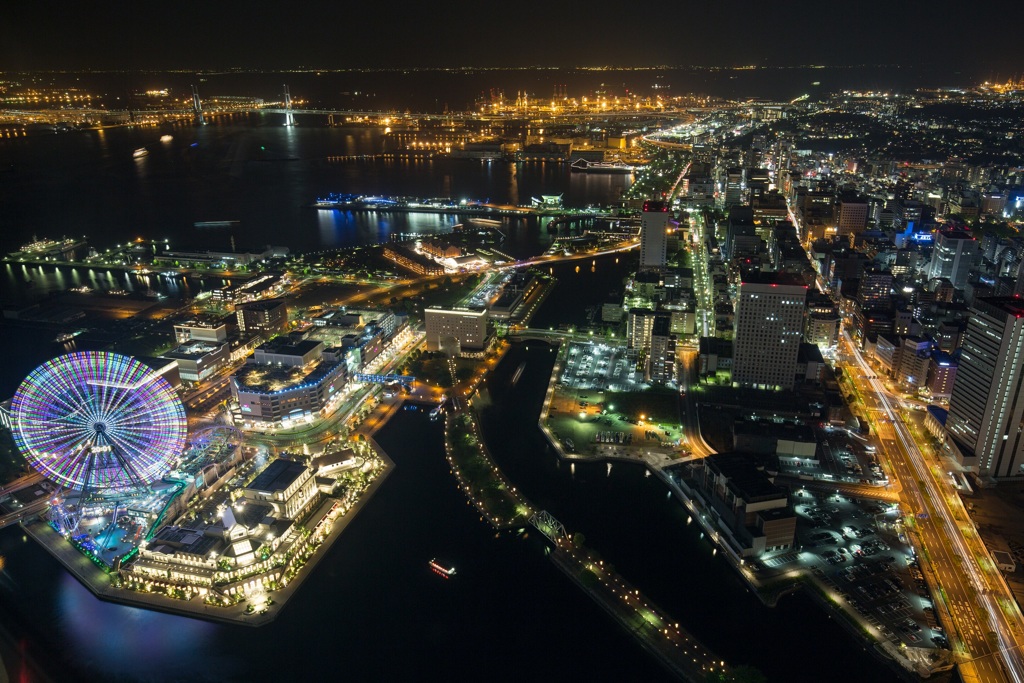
[10, 351, 186, 493]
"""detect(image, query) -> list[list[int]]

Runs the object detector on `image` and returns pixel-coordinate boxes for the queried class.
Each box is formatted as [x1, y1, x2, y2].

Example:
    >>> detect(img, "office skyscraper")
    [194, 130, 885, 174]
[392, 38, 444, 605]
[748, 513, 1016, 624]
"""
[837, 194, 869, 236]
[946, 297, 1024, 478]
[927, 230, 978, 289]
[723, 168, 744, 208]
[732, 275, 807, 390]
[640, 200, 669, 271]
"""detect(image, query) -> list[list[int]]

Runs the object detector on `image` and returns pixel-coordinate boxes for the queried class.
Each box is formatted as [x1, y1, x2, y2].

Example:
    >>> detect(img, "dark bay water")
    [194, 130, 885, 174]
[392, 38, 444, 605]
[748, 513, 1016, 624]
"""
[0, 120, 630, 257]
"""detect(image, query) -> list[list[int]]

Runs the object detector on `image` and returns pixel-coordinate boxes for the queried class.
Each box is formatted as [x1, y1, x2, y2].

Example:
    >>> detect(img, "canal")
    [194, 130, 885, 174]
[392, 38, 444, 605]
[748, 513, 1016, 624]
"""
[476, 341, 901, 682]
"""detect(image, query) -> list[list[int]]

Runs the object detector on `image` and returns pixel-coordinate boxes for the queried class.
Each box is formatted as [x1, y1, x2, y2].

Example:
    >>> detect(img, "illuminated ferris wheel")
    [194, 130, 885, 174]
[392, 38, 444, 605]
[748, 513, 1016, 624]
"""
[10, 351, 186, 496]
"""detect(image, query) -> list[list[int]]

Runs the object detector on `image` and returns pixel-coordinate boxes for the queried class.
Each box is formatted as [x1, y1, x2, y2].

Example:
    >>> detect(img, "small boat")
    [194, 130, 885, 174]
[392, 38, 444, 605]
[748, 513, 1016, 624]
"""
[511, 362, 526, 386]
[160, 134, 173, 142]
[55, 330, 83, 343]
[133, 147, 148, 158]
[429, 559, 456, 578]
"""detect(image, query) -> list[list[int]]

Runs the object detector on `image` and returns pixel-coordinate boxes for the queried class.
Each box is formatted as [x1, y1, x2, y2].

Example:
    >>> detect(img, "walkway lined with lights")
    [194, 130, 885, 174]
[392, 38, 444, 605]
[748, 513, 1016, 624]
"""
[441, 351, 734, 679]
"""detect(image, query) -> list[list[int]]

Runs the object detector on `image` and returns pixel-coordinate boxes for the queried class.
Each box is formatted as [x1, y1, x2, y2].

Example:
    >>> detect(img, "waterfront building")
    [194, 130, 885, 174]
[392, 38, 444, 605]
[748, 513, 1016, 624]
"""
[945, 297, 1024, 477]
[230, 339, 348, 430]
[174, 315, 232, 343]
[639, 200, 669, 272]
[690, 452, 796, 557]
[241, 458, 319, 520]
[382, 244, 444, 276]
[129, 459, 327, 603]
[424, 306, 490, 353]
[211, 273, 285, 303]
[236, 298, 288, 335]
[161, 341, 230, 383]
[732, 275, 807, 390]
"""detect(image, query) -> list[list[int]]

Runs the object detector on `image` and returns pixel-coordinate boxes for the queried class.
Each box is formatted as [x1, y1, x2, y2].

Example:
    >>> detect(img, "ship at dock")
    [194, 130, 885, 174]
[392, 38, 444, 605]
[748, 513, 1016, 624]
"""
[570, 159, 635, 174]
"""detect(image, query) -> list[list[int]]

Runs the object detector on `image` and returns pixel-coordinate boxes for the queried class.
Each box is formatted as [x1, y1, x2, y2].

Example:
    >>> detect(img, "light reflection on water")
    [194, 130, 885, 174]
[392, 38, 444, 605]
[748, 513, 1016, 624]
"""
[55, 571, 235, 681]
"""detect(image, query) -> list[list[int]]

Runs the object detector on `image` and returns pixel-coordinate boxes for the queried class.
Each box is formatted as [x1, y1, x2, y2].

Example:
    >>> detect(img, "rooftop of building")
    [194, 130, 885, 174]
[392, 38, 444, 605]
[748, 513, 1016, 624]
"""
[246, 459, 307, 494]
[975, 296, 1024, 319]
[739, 272, 808, 289]
[236, 298, 287, 312]
[425, 306, 487, 317]
[926, 405, 948, 426]
[174, 314, 231, 329]
[162, 341, 225, 359]
[149, 525, 220, 557]
[234, 355, 341, 394]
[734, 418, 816, 443]
[705, 452, 786, 503]
[937, 230, 976, 241]
[699, 336, 732, 356]
[797, 342, 825, 364]
[256, 338, 324, 357]
[235, 502, 275, 530]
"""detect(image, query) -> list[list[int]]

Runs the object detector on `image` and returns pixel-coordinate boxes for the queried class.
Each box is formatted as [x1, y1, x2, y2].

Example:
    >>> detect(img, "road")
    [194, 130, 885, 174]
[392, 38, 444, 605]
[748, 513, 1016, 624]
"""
[0, 497, 49, 530]
[842, 330, 1024, 683]
[677, 350, 715, 458]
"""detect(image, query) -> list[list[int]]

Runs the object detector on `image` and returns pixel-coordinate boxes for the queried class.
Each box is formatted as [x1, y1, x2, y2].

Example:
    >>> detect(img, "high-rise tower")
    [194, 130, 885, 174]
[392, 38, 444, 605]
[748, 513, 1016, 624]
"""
[640, 200, 669, 272]
[945, 297, 1024, 477]
[732, 275, 807, 390]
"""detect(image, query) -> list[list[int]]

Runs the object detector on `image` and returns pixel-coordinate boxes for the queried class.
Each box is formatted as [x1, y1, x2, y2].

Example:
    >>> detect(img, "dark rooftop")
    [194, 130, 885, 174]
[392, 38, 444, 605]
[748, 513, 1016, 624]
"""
[237, 298, 288, 312]
[246, 459, 307, 493]
[705, 452, 786, 502]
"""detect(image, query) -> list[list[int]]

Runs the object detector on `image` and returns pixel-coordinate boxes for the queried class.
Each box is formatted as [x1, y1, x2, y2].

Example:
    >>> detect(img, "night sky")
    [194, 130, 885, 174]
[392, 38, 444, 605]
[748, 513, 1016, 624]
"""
[1, 1, 1022, 73]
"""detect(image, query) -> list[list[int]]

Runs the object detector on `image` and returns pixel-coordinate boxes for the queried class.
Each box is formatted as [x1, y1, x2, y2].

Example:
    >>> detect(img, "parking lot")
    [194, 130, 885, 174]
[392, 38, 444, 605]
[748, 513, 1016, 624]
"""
[775, 424, 889, 489]
[544, 342, 687, 459]
[754, 488, 948, 653]
[560, 342, 645, 392]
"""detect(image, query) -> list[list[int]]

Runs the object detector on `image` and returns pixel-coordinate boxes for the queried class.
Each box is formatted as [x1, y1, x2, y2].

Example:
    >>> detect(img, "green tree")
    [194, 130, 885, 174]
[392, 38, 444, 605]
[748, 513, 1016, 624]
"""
[729, 666, 767, 683]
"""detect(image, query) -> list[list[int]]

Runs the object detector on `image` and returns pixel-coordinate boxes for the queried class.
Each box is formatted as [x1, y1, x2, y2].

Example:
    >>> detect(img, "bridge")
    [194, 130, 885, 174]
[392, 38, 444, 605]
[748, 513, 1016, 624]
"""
[353, 372, 415, 386]
[530, 510, 569, 544]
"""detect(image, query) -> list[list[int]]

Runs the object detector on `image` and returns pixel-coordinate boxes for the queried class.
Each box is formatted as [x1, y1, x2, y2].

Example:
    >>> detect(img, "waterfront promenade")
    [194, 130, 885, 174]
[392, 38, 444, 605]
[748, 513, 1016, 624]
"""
[440, 344, 732, 681]
[19, 401, 400, 627]
[549, 543, 728, 682]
